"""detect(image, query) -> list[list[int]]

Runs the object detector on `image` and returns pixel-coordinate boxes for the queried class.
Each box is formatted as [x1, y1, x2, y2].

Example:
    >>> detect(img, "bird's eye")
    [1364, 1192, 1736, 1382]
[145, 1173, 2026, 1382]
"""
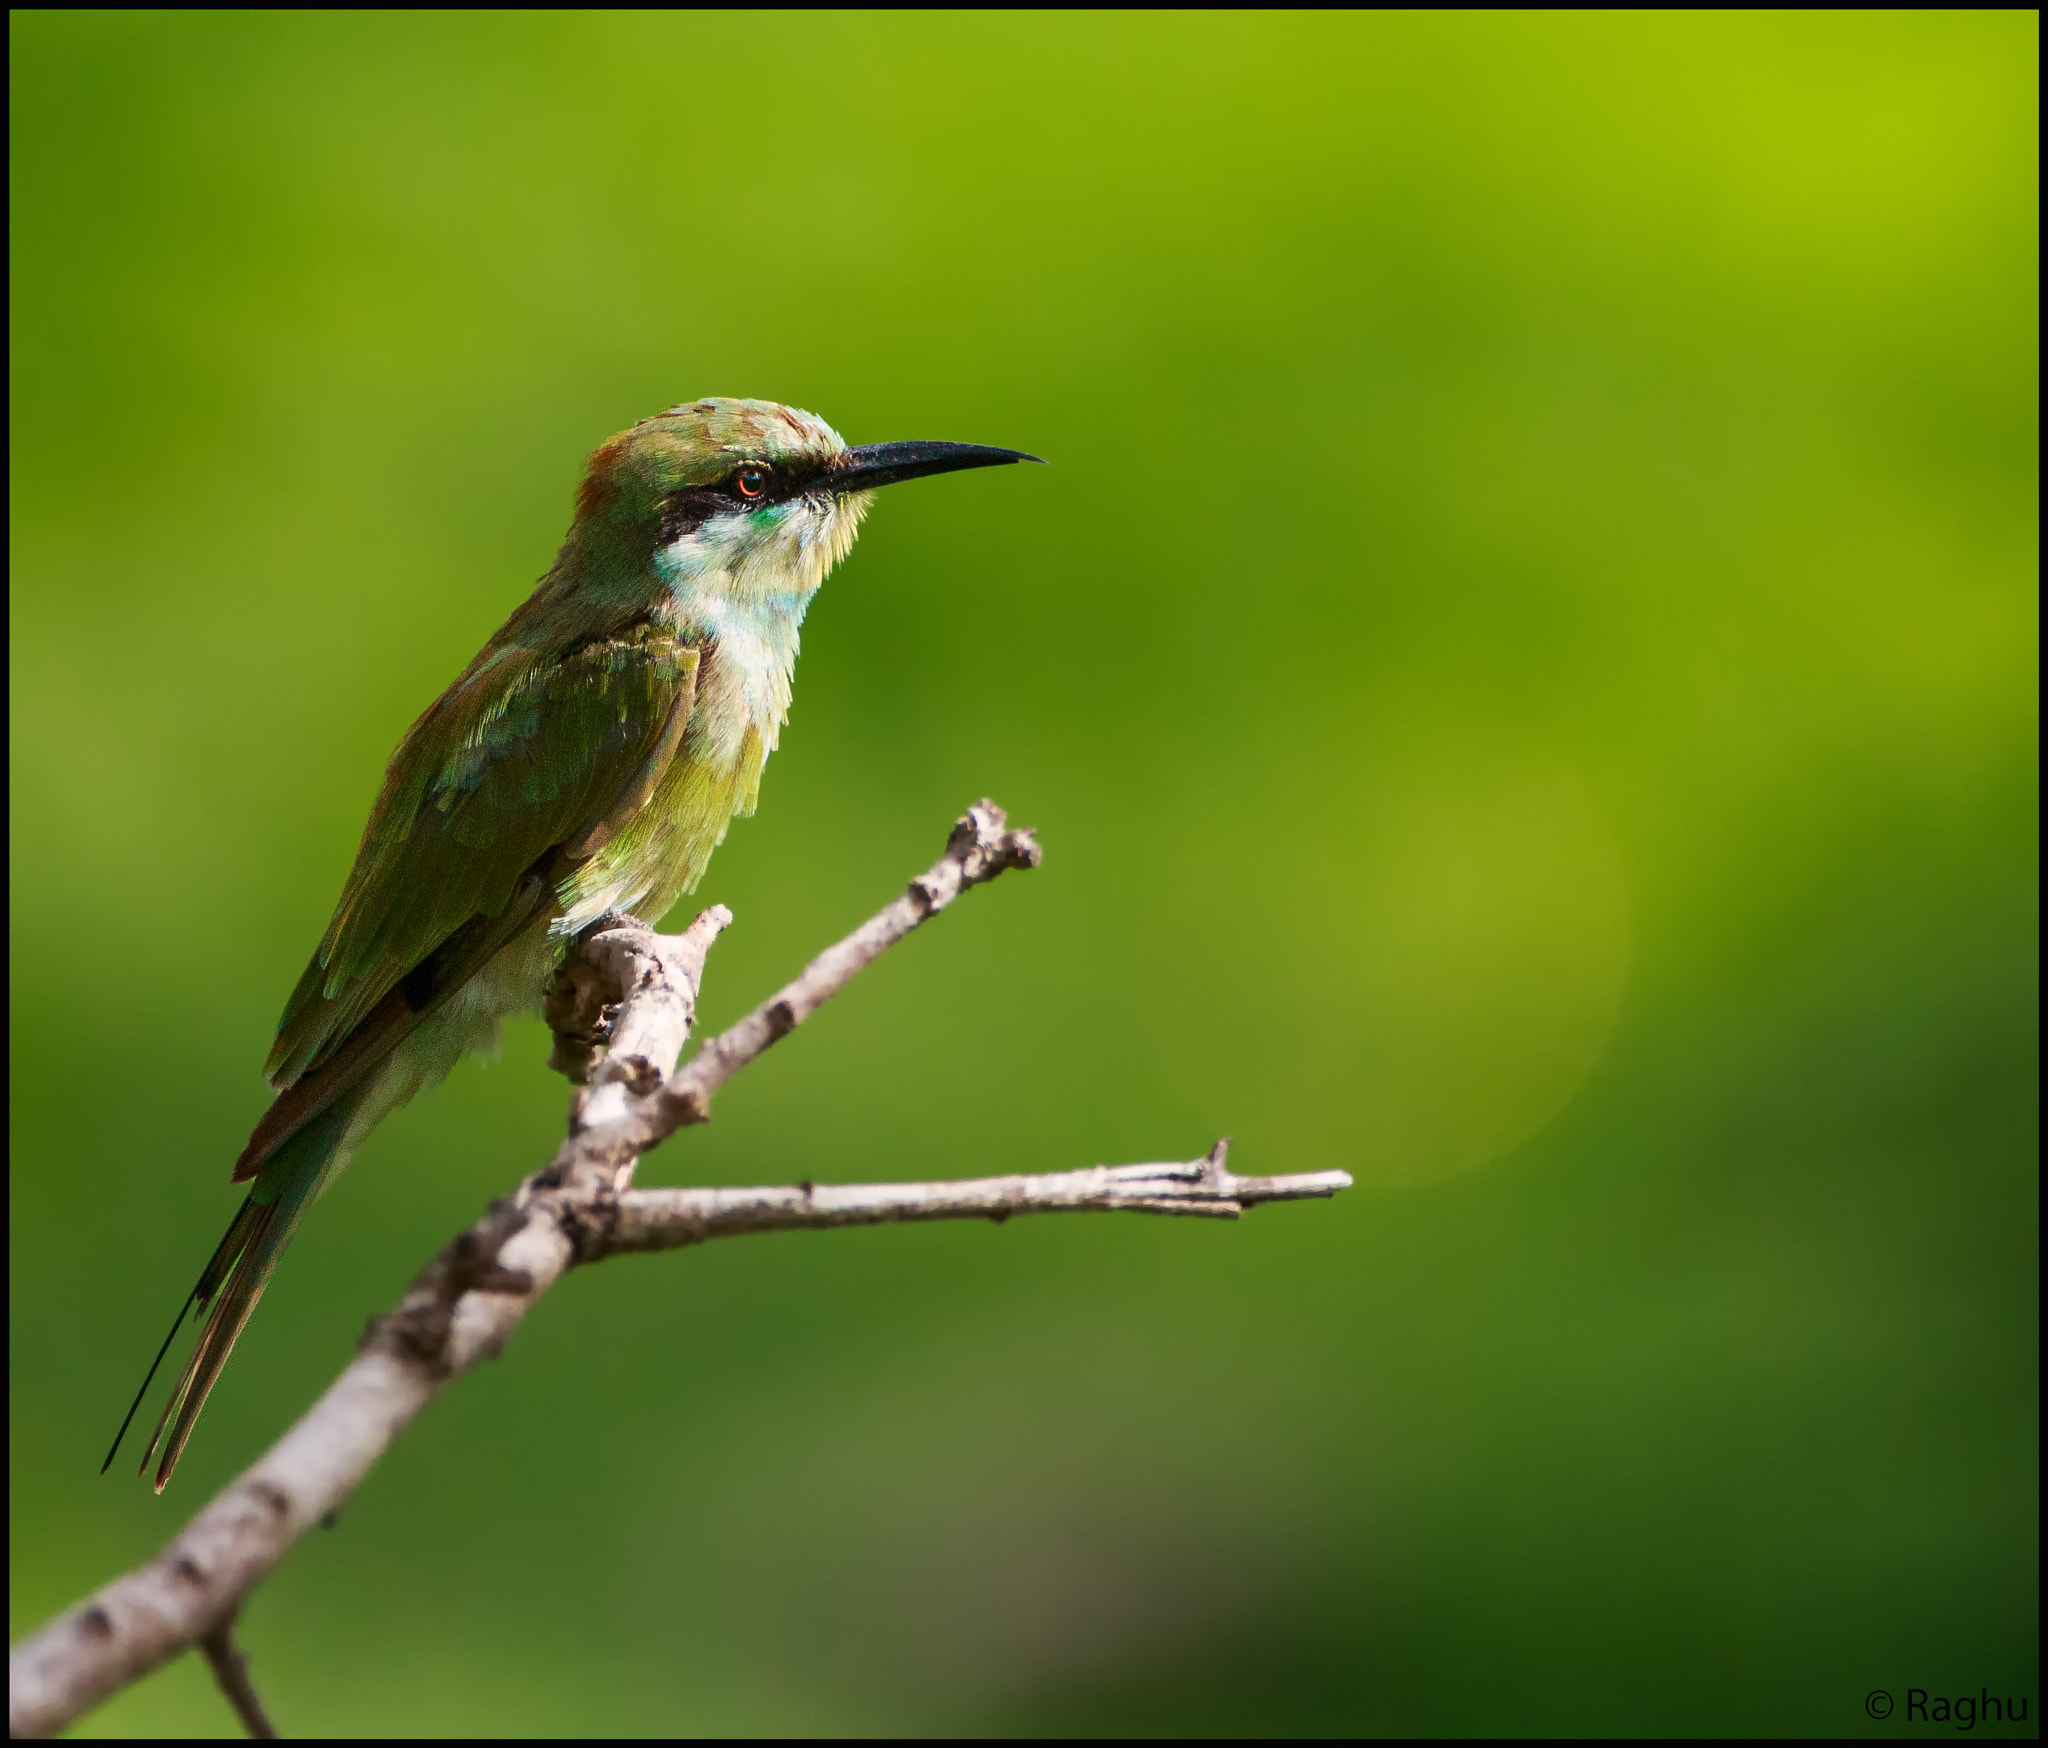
[734, 465, 768, 499]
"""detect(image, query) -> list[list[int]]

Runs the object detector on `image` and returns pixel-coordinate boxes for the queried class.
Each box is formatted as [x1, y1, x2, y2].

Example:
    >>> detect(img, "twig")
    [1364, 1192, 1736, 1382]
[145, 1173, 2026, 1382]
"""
[197, 1610, 277, 1740]
[594, 1141, 1350, 1254]
[7, 801, 1349, 1739]
[657, 798, 1043, 1130]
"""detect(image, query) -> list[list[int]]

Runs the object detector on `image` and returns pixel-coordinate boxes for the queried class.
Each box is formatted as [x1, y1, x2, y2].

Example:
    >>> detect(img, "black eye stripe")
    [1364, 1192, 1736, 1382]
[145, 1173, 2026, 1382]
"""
[726, 460, 822, 502]
[657, 460, 826, 542]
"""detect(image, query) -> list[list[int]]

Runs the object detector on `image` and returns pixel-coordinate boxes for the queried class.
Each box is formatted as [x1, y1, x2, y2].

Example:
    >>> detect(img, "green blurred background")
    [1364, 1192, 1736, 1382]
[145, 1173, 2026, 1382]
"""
[9, 11, 2037, 1738]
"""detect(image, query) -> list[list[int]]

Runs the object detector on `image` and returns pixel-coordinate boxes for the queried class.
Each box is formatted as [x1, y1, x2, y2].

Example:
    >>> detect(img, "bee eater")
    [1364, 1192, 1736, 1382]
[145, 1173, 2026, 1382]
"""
[108, 398, 1039, 1490]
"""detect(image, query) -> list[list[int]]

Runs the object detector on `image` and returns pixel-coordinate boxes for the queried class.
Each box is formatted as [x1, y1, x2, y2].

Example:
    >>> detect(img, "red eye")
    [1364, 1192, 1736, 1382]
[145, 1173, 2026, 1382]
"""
[735, 465, 767, 499]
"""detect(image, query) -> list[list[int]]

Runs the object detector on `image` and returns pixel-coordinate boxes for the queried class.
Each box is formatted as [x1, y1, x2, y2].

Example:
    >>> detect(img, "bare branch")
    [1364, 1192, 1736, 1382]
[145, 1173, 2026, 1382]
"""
[7, 800, 1347, 1739]
[197, 1611, 276, 1740]
[659, 796, 1042, 1129]
[595, 1141, 1351, 1255]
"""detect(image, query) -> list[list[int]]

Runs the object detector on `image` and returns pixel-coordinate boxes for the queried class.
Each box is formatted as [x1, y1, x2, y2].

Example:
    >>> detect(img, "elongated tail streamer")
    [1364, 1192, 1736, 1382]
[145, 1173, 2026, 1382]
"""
[107, 1095, 361, 1491]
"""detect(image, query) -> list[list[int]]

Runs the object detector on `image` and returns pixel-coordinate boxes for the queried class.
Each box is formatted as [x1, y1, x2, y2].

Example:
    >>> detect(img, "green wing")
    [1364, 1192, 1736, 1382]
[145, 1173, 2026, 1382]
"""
[266, 622, 699, 1089]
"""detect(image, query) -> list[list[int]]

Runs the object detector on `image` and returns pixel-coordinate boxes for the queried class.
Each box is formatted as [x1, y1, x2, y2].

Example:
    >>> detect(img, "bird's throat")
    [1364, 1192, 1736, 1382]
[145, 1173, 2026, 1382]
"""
[652, 492, 866, 765]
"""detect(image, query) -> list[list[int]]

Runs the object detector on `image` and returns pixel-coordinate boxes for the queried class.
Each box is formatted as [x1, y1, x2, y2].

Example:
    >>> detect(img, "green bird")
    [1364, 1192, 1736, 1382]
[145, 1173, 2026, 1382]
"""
[108, 397, 1039, 1491]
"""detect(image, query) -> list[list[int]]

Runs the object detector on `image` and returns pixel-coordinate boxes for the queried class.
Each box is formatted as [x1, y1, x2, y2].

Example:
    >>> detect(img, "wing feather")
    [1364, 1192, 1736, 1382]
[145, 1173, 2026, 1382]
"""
[266, 624, 699, 1087]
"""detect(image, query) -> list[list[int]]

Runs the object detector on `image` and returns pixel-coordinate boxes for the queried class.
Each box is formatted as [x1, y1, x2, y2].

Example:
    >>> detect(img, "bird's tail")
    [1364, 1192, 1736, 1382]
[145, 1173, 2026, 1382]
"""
[104, 1094, 358, 1493]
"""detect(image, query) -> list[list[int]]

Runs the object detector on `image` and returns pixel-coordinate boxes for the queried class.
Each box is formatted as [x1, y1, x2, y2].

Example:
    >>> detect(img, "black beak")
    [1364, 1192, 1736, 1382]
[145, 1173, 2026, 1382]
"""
[828, 440, 1044, 494]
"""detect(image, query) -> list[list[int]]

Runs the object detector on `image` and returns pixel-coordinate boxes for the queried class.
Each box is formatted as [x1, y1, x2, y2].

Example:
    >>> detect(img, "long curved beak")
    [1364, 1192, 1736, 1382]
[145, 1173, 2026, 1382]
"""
[828, 440, 1044, 494]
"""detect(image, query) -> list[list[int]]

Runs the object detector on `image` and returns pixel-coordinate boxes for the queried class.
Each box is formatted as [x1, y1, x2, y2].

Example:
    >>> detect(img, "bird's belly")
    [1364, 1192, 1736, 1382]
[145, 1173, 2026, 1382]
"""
[335, 910, 561, 1158]
[554, 729, 768, 937]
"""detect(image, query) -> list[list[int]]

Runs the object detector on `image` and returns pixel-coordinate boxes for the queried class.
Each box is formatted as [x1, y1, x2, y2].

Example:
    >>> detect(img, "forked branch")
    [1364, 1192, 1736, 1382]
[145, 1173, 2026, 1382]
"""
[7, 801, 1350, 1739]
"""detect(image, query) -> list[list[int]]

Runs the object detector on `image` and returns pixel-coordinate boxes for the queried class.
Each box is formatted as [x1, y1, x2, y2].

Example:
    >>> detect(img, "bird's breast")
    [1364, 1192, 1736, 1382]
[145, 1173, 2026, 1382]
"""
[684, 596, 801, 769]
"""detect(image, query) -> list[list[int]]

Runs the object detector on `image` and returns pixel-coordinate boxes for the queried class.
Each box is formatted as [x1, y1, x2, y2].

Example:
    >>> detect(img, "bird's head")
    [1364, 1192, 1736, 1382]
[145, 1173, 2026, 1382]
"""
[571, 397, 1038, 605]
